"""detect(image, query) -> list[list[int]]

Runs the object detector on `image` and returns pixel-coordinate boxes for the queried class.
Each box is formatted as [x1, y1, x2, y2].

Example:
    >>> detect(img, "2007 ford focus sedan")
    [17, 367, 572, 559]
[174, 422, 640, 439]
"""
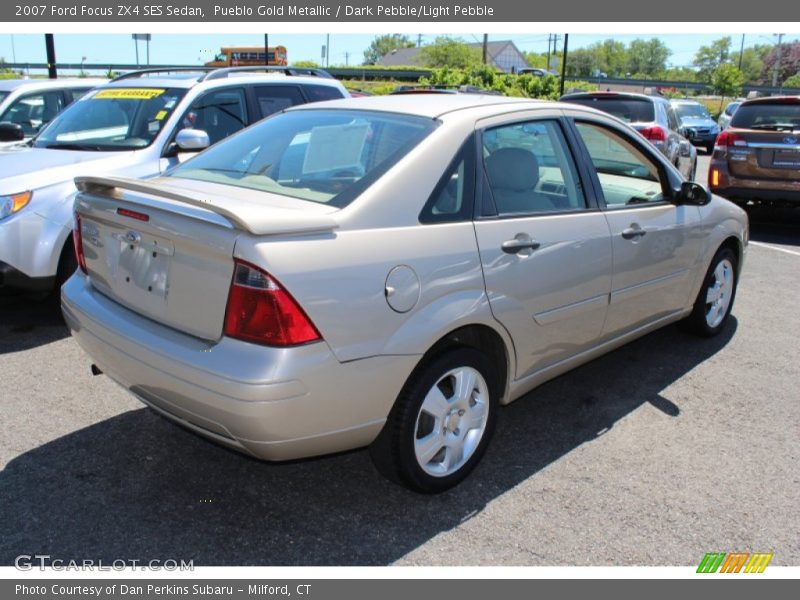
[62, 95, 748, 493]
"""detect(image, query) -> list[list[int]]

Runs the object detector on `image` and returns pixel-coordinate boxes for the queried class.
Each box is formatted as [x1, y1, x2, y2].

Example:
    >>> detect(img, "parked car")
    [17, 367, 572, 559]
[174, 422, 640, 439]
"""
[0, 67, 348, 293]
[718, 100, 742, 131]
[516, 68, 558, 77]
[560, 91, 697, 180]
[670, 99, 720, 153]
[0, 78, 105, 146]
[709, 95, 800, 208]
[63, 95, 747, 493]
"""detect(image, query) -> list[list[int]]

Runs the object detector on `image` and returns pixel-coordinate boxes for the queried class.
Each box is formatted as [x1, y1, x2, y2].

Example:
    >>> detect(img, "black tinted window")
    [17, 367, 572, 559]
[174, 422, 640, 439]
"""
[567, 97, 655, 123]
[730, 102, 800, 130]
[304, 85, 345, 102]
[254, 86, 305, 119]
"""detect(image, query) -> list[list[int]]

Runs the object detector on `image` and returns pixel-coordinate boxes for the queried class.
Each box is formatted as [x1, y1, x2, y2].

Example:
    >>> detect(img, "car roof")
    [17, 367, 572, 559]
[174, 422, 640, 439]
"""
[289, 94, 542, 119]
[0, 78, 106, 92]
[563, 91, 665, 104]
[98, 72, 344, 91]
[740, 95, 800, 106]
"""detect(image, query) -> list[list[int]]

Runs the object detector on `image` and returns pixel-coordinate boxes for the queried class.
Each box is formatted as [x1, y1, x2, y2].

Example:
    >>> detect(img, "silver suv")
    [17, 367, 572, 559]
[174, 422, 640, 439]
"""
[0, 67, 348, 293]
[0, 78, 105, 145]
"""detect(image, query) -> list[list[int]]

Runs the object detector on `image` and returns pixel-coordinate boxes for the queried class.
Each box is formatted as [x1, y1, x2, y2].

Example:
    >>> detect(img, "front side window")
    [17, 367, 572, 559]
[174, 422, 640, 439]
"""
[482, 120, 586, 216]
[33, 87, 186, 151]
[575, 122, 666, 207]
[170, 109, 437, 208]
[0, 91, 65, 136]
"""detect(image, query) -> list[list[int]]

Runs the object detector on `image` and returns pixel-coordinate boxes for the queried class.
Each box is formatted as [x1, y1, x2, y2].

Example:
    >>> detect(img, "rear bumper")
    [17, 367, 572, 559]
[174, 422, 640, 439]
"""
[709, 161, 800, 205]
[61, 273, 419, 461]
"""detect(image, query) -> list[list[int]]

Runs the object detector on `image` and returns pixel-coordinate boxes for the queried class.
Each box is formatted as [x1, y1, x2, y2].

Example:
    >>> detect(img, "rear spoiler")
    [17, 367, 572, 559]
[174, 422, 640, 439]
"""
[75, 176, 338, 236]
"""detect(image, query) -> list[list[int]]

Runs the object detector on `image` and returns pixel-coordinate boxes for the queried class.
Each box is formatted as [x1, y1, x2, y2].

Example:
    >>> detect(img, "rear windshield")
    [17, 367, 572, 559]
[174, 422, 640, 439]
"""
[567, 97, 655, 123]
[731, 101, 800, 131]
[170, 109, 437, 208]
[674, 103, 712, 119]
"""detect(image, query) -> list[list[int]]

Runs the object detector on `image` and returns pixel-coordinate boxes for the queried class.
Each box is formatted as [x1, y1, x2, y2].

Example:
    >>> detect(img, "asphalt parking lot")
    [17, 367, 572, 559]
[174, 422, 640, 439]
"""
[1, 152, 798, 566]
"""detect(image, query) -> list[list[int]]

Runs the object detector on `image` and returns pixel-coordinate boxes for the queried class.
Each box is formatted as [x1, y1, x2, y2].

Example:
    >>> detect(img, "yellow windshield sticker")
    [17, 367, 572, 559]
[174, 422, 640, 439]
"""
[154, 110, 168, 120]
[93, 88, 165, 100]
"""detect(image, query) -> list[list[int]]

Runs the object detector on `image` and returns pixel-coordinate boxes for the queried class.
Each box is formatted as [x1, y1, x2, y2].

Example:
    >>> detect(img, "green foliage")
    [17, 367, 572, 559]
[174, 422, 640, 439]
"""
[419, 37, 482, 69]
[292, 60, 321, 68]
[420, 65, 596, 100]
[363, 34, 416, 65]
[783, 73, 800, 88]
[694, 37, 733, 84]
[564, 38, 670, 78]
[712, 64, 744, 109]
[626, 38, 671, 77]
[739, 44, 771, 84]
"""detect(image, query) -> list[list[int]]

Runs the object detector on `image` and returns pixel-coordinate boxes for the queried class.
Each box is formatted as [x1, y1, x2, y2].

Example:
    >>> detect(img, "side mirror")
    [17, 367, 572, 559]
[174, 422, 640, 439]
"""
[675, 181, 711, 206]
[175, 128, 210, 152]
[0, 122, 25, 142]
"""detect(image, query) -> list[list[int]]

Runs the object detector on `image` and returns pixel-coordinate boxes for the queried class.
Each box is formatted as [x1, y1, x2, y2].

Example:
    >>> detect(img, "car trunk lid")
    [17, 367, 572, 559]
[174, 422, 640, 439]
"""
[74, 176, 338, 341]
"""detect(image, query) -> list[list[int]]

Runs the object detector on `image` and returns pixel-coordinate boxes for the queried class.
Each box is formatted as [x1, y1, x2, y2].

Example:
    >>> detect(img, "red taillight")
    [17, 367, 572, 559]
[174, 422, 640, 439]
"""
[73, 214, 87, 274]
[714, 130, 747, 150]
[223, 260, 321, 347]
[640, 126, 667, 143]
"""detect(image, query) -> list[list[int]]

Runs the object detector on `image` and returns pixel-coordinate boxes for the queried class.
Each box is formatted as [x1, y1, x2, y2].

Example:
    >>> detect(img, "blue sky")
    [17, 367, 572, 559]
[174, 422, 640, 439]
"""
[1, 33, 796, 71]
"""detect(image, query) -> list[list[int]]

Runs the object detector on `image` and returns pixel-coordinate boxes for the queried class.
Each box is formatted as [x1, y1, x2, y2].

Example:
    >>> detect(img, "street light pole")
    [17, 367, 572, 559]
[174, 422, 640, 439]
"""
[45, 33, 57, 79]
[560, 34, 569, 97]
[772, 33, 784, 91]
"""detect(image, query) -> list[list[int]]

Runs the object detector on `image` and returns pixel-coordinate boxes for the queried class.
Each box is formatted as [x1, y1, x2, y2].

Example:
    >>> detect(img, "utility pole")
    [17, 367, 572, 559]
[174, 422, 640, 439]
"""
[546, 33, 552, 70]
[345, 52, 349, 66]
[326, 34, 330, 67]
[146, 37, 150, 66]
[482, 34, 488, 65]
[264, 34, 269, 65]
[772, 33, 784, 90]
[559, 34, 569, 97]
[417, 34, 422, 48]
[134, 37, 139, 66]
[45, 34, 57, 79]
[738, 34, 745, 70]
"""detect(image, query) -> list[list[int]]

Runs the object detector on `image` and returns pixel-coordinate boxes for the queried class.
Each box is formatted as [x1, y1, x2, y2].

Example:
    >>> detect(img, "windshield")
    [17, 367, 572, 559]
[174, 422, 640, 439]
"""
[730, 101, 800, 131]
[33, 87, 187, 151]
[675, 103, 712, 120]
[567, 97, 655, 123]
[170, 109, 438, 208]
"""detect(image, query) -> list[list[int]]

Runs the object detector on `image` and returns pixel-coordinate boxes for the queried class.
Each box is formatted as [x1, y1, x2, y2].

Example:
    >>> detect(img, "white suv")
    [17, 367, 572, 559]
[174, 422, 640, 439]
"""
[0, 67, 348, 293]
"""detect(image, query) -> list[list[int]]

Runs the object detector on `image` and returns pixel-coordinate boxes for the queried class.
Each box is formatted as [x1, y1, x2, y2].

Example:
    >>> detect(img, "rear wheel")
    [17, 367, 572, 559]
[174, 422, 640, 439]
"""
[370, 347, 498, 493]
[682, 247, 738, 337]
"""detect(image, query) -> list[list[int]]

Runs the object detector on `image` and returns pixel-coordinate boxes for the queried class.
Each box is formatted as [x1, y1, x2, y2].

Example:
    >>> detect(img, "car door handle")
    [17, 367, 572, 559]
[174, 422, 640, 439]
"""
[621, 227, 646, 240]
[501, 237, 541, 254]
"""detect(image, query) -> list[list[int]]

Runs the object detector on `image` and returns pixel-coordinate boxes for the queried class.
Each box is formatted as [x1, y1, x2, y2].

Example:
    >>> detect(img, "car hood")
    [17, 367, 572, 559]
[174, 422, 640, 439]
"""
[0, 145, 141, 194]
[680, 116, 717, 128]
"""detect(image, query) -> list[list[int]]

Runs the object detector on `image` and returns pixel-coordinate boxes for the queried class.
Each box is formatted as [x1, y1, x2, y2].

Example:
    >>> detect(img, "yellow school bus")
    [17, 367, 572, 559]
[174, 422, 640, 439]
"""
[205, 46, 288, 67]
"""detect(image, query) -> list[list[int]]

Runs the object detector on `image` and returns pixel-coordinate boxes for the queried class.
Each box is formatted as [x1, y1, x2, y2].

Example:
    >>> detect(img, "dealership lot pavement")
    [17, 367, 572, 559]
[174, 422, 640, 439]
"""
[1, 153, 798, 566]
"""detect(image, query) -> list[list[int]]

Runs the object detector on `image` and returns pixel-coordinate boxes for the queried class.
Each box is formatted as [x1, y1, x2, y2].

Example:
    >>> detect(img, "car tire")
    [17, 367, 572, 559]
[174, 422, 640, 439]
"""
[370, 347, 499, 493]
[682, 247, 738, 337]
[55, 237, 78, 291]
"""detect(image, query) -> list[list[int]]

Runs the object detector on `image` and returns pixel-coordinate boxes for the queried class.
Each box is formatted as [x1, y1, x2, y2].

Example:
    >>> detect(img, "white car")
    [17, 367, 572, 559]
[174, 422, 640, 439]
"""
[0, 78, 105, 146]
[0, 67, 348, 293]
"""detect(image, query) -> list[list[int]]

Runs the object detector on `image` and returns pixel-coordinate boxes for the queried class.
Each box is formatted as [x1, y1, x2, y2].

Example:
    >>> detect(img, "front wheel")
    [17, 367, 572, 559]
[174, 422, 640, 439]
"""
[682, 247, 738, 337]
[370, 348, 499, 493]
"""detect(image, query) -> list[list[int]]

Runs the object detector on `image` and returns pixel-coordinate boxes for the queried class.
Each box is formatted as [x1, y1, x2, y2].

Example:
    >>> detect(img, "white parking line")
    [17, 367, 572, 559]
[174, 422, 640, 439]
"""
[749, 241, 800, 257]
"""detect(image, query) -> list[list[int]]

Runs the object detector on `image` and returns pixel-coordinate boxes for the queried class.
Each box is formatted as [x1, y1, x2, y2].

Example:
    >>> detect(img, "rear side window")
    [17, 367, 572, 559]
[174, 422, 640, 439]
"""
[420, 137, 476, 223]
[730, 101, 800, 130]
[568, 97, 655, 124]
[183, 88, 247, 145]
[303, 85, 345, 102]
[724, 102, 740, 116]
[254, 85, 305, 119]
[482, 120, 586, 215]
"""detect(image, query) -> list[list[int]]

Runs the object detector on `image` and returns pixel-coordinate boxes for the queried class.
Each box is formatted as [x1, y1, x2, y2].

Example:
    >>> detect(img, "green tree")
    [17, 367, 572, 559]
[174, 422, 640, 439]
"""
[626, 38, 671, 77]
[784, 73, 800, 88]
[565, 47, 595, 77]
[596, 39, 628, 77]
[694, 37, 733, 83]
[712, 64, 745, 110]
[419, 37, 482, 69]
[738, 44, 771, 84]
[363, 34, 415, 65]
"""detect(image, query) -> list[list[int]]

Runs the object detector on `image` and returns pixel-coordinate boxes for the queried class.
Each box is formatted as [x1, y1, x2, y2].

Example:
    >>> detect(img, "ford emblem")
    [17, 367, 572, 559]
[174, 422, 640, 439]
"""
[124, 231, 141, 244]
